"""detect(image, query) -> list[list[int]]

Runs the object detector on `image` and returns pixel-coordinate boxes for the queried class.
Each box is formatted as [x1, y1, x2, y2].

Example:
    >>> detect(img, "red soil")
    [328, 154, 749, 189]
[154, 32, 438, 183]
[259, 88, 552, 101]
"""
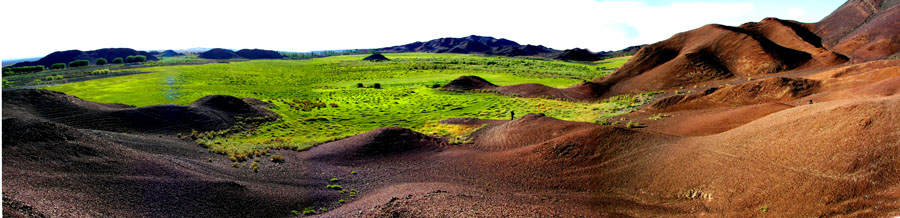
[596, 19, 839, 97]
[5, 3, 900, 217]
[640, 103, 793, 136]
[815, 0, 900, 60]
[4, 65, 900, 217]
[650, 77, 819, 111]
[441, 75, 605, 101]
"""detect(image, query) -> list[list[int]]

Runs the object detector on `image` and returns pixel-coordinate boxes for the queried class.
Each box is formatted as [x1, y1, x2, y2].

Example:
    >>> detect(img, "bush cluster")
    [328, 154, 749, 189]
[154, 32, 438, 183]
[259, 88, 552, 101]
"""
[355, 83, 383, 89]
[44, 75, 64, 81]
[112, 57, 124, 64]
[51, 63, 66, 70]
[95, 58, 107, 65]
[90, 69, 111, 75]
[125, 55, 146, 63]
[68, 60, 89, 68]
[2, 65, 45, 75]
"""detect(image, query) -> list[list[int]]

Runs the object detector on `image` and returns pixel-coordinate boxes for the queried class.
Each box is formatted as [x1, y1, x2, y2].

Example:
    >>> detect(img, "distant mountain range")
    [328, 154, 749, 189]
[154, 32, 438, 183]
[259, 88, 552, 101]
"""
[197, 48, 284, 60]
[2, 57, 41, 67]
[5, 37, 644, 69]
[375, 35, 641, 61]
[10, 48, 158, 68]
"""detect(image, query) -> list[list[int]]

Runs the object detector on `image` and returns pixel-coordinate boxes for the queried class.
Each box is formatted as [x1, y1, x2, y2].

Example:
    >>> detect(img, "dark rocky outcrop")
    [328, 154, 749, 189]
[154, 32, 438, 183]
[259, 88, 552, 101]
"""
[235, 49, 283, 59]
[10, 48, 158, 68]
[199, 48, 241, 59]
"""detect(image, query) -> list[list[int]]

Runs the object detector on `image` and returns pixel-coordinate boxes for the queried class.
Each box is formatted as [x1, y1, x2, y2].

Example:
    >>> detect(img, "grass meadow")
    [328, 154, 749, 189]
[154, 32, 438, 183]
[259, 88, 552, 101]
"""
[46, 53, 642, 158]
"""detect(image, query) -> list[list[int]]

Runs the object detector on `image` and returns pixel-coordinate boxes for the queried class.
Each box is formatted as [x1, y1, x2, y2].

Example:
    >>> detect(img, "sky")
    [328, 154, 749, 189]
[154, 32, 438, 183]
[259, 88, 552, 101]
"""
[1, 0, 846, 60]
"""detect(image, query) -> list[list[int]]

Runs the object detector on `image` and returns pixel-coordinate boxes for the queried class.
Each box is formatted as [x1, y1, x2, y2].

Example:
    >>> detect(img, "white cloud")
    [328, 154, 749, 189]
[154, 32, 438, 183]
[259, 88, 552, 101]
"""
[2, 0, 759, 59]
[787, 8, 806, 20]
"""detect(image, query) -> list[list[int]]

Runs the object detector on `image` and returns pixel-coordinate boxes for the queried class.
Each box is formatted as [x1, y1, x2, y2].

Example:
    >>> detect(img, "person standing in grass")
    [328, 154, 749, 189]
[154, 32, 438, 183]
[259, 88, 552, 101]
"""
[510, 111, 515, 120]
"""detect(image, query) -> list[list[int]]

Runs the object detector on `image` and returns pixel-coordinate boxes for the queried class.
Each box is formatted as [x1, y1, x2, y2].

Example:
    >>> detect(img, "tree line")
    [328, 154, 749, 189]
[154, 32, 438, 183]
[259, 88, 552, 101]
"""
[2, 55, 148, 75]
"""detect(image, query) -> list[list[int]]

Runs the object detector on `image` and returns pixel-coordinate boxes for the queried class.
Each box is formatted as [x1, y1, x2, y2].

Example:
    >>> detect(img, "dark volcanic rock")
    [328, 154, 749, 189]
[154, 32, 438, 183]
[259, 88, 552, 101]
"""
[10, 48, 158, 68]
[377, 35, 558, 57]
[2, 89, 277, 134]
[199, 48, 241, 59]
[490, 44, 556, 57]
[554, 48, 600, 61]
[597, 45, 645, 57]
[235, 49, 283, 59]
[363, 53, 390, 61]
[440, 76, 499, 91]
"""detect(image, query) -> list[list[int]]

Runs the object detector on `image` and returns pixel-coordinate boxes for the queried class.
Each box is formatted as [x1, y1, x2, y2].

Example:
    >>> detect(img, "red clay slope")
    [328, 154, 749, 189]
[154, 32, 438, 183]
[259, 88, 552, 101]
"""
[739, 18, 849, 67]
[441, 75, 605, 101]
[815, 0, 900, 60]
[650, 77, 820, 111]
[597, 96, 900, 217]
[597, 18, 846, 96]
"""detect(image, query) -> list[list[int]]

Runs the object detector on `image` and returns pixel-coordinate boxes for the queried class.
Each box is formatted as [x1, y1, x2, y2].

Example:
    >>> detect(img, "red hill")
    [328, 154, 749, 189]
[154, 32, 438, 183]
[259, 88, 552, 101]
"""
[596, 18, 847, 96]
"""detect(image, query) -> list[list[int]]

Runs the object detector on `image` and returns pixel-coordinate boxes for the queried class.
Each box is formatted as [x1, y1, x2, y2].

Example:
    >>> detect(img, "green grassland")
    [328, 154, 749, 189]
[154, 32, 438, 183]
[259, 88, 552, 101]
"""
[2, 55, 224, 89]
[594, 56, 631, 69]
[46, 53, 642, 158]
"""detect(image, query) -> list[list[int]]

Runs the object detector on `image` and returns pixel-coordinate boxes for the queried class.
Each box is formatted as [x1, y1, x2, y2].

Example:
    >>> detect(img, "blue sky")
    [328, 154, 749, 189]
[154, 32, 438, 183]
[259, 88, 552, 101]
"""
[1, 0, 846, 60]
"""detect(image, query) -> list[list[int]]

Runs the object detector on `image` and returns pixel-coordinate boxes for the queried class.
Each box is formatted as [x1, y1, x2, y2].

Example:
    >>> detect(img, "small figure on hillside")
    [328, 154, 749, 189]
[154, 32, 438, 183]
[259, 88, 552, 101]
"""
[510, 111, 515, 120]
[809, 100, 813, 105]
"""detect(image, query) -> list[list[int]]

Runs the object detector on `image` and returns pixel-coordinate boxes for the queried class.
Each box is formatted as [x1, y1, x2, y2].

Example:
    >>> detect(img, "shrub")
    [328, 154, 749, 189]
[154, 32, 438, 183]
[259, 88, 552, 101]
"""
[45, 75, 55, 81]
[626, 121, 635, 128]
[349, 189, 359, 198]
[68, 60, 89, 68]
[760, 206, 768, 212]
[55, 75, 63, 80]
[350, 170, 356, 174]
[291, 210, 299, 216]
[330, 178, 339, 182]
[326, 184, 342, 190]
[596, 119, 610, 125]
[338, 199, 345, 203]
[95, 58, 107, 65]
[250, 161, 259, 172]
[91, 69, 111, 75]
[4, 65, 45, 75]
[51, 63, 66, 70]
[372, 83, 381, 89]
[112, 57, 124, 64]
[270, 153, 284, 162]
[125, 55, 146, 63]
[302, 207, 316, 215]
